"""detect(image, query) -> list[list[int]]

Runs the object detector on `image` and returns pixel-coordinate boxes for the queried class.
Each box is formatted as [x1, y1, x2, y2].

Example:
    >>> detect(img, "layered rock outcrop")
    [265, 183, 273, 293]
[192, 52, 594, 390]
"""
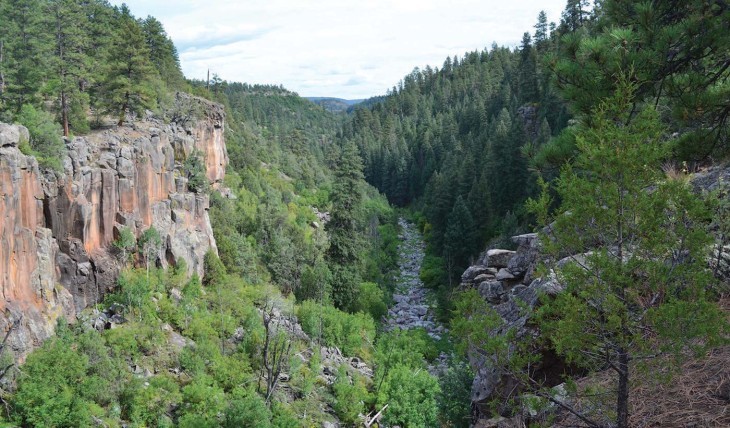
[0, 93, 226, 360]
[460, 233, 569, 411]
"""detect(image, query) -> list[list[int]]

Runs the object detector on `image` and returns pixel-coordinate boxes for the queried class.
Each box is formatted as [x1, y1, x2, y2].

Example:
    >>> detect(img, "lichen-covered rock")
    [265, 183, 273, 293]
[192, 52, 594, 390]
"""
[495, 268, 516, 281]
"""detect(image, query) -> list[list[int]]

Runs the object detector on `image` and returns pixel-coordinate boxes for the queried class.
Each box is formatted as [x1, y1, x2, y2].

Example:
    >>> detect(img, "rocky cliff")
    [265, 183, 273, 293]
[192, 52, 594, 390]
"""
[0, 93, 227, 360]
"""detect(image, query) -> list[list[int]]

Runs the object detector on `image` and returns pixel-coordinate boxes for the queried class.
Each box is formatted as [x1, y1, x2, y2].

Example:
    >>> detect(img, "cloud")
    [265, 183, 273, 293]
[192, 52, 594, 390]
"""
[176, 27, 276, 51]
[112, 0, 567, 99]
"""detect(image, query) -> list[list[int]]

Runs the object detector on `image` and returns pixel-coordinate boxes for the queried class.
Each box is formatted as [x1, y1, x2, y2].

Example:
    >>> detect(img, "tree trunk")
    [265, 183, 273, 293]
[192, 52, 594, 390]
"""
[616, 348, 630, 428]
[0, 40, 5, 97]
[61, 90, 69, 136]
[118, 92, 130, 126]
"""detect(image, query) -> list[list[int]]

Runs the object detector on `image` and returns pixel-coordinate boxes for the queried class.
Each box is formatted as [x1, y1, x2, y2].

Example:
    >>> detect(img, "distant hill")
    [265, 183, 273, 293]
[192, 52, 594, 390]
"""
[305, 97, 364, 113]
[347, 95, 386, 113]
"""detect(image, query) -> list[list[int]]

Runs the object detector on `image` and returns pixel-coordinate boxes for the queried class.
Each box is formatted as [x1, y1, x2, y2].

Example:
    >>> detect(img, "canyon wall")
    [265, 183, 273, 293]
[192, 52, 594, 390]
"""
[0, 93, 227, 360]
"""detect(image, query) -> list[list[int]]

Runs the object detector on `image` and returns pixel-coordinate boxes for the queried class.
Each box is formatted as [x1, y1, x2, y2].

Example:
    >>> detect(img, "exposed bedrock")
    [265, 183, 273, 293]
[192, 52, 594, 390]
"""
[0, 93, 227, 360]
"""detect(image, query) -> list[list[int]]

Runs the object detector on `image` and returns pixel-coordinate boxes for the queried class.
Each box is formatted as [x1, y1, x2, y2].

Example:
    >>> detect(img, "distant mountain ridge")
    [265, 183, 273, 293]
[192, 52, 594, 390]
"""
[305, 97, 365, 113]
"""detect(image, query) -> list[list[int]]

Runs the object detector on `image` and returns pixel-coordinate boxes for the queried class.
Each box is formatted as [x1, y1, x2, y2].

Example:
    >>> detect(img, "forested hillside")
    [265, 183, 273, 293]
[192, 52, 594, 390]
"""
[0, 0, 185, 131]
[343, 0, 730, 314]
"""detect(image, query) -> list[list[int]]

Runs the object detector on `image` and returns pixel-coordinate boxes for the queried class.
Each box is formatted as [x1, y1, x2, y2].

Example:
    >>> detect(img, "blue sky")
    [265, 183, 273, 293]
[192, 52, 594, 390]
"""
[112, 0, 567, 99]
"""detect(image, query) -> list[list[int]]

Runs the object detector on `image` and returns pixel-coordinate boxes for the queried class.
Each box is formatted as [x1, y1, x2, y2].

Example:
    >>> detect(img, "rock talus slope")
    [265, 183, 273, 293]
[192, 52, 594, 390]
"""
[0, 93, 227, 359]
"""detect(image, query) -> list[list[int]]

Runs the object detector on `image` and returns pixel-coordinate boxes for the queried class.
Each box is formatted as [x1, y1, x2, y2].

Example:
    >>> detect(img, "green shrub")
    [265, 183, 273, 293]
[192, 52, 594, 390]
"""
[179, 376, 226, 425]
[352, 282, 387, 322]
[333, 365, 370, 425]
[373, 329, 437, 394]
[15, 104, 66, 171]
[271, 402, 300, 428]
[438, 361, 474, 428]
[121, 375, 181, 426]
[11, 335, 93, 427]
[377, 364, 440, 428]
[223, 390, 271, 428]
[420, 254, 447, 291]
[297, 300, 375, 360]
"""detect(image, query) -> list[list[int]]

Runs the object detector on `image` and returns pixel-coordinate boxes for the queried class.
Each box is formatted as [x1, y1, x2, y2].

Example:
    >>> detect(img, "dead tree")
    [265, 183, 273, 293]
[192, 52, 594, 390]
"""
[0, 316, 21, 418]
[0, 316, 19, 382]
[259, 301, 292, 404]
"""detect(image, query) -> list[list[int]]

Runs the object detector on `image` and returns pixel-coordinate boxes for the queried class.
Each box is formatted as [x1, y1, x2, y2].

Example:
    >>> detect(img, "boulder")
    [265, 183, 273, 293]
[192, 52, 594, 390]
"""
[479, 281, 505, 304]
[474, 273, 495, 283]
[0, 123, 28, 147]
[507, 233, 540, 283]
[486, 249, 516, 269]
[461, 265, 492, 283]
[496, 268, 515, 281]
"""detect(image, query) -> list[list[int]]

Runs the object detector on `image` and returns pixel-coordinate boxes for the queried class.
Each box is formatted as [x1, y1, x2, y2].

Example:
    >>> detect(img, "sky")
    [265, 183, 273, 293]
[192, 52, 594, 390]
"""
[112, 0, 567, 99]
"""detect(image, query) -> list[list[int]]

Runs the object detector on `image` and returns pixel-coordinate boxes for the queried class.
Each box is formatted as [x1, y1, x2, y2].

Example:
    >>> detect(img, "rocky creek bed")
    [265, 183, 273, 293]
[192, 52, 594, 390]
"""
[386, 218, 449, 373]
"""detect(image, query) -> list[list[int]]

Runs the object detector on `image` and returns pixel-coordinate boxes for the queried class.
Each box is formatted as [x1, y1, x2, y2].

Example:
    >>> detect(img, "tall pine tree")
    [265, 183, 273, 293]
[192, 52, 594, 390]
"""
[326, 141, 365, 309]
[0, 0, 50, 112]
[49, 0, 89, 135]
[101, 5, 156, 125]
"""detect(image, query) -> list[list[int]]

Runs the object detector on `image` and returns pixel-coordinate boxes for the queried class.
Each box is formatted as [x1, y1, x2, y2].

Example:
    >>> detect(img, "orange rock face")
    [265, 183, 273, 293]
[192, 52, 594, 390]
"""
[0, 157, 43, 311]
[0, 94, 226, 359]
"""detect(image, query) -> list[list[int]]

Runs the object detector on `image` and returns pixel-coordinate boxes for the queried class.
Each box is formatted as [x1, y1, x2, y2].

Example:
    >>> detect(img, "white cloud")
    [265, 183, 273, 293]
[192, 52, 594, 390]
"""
[112, 0, 567, 99]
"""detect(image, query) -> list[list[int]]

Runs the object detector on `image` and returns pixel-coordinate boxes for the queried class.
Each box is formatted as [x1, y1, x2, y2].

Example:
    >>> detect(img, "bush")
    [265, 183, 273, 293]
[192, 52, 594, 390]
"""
[223, 390, 271, 428]
[374, 329, 436, 388]
[297, 300, 375, 360]
[377, 364, 440, 428]
[438, 361, 474, 428]
[15, 104, 66, 171]
[121, 375, 181, 426]
[420, 254, 447, 291]
[184, 149, 210, 193]
[351, 282, 387, 322]
[11, 334, 93, 427]
[179, 377, 226, 425]
[333, 365, 370, 425]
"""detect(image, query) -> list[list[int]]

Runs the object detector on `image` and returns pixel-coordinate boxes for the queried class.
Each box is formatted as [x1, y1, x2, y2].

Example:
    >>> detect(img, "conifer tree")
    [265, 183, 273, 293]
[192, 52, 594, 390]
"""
[49, 0, 89, 135]
[326, 141, 365, 309]
[141, 16, 185, 90]
[530, 79, 727, 428]
[517, 32, 539, 104]
[560, 0, 591, 32]
[102, 5, 156, 125]
[533, 10, 549, 49]
[0, 0, 51, 111]
[443, 196, 475, 284]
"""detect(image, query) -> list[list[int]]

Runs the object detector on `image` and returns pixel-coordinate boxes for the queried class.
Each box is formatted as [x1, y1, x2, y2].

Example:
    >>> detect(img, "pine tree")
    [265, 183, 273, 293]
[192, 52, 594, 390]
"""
[530, 79, 727, 428]
[326, 142, 365, 309]
[561, 0, 591, 32]
[49, 0, 89, 136]
[141, 16, 185, 90]
[517, 32, 539, 104]
[102, 5, 156, 125]
[0, 0, 51, 111]
[533, 10, 549, 49]
[443, 196, 476, 284]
